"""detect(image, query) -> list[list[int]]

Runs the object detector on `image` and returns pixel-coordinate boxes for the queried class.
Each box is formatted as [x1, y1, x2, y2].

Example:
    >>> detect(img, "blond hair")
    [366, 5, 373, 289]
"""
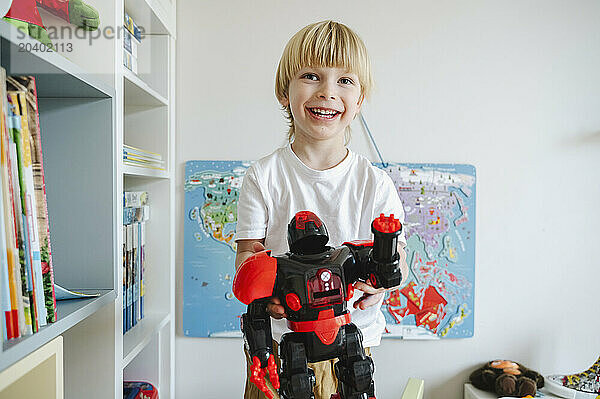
[275, 20, 373, 142]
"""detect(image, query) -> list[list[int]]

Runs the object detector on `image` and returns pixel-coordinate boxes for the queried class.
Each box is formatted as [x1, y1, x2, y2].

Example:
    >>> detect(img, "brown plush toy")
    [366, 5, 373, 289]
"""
[470, 360, 545, 397]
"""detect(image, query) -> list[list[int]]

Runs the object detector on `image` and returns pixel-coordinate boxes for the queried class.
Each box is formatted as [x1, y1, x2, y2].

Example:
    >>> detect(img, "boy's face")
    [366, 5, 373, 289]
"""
[280, 66, 363, 144]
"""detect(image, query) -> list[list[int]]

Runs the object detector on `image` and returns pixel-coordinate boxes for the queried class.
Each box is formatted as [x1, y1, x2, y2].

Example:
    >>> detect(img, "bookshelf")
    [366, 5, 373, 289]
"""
[0, 0, 176, 397]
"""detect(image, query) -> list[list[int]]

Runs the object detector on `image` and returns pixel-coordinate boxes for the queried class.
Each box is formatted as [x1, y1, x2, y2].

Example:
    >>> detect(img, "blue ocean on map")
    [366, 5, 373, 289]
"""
[183, 161, 476, 339]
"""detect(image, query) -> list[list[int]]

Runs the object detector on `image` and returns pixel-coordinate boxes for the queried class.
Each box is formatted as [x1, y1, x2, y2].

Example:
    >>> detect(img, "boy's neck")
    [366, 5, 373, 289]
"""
[290, 137, 348, 171]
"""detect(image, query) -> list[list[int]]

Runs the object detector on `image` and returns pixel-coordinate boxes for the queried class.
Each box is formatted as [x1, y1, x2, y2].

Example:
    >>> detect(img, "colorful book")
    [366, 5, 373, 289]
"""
[124, 191, 148, 208]
[123, 144, 162, 161]
[6, 97, 33, 336]
[123, 225, 127, 334]
[126, 223, 133, 331]
[8, 91, 44, 332]
[7, 76, 57, 324]
[139, 221, 145, 320]
[9, 89, 47, 328]
[132, 221, 138, 327]
[0, 68, 21, 340]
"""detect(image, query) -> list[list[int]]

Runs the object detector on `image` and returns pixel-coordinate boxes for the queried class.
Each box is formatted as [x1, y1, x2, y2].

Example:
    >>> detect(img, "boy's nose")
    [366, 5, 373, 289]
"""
[317, 86, 337, 100]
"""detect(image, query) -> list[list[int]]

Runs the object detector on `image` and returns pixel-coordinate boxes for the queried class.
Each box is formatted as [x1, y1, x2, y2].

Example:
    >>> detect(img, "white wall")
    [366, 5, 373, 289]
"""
[175, 1, 600, 398]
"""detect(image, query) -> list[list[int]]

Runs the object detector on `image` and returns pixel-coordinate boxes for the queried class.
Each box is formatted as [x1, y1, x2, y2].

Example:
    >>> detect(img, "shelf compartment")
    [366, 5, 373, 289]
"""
[125, 0, 174, 36]
[0, 290, 115, 373]
[0, 21, 114, 98]
[124, 67, 168, 107]
[123, 312, 170, 367]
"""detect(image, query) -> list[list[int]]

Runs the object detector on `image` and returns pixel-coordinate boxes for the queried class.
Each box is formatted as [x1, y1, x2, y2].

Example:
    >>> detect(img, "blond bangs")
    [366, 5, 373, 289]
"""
[275, 21, 373, 141]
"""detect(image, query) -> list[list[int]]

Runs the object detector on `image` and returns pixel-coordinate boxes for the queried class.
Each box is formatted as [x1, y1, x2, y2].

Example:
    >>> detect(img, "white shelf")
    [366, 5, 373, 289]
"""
[124, 0, 175, 36]
[0, 290, 115, 373]
[123, 67, 168, 107]
[123, 313, 170, 367]
[0, 21, 114, 98]
[123, 163, 169, 178]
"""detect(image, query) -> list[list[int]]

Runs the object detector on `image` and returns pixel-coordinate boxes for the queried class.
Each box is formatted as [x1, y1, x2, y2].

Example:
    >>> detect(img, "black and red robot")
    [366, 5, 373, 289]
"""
[233, 211, 403, 399]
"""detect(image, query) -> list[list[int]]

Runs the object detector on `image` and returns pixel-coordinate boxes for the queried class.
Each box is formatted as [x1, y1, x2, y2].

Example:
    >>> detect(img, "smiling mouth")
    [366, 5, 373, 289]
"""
[307, 107, 341, 120]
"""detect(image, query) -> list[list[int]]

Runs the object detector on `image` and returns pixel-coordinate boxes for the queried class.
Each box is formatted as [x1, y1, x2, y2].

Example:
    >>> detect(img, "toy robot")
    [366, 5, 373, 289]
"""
[233, 211, 403, 399]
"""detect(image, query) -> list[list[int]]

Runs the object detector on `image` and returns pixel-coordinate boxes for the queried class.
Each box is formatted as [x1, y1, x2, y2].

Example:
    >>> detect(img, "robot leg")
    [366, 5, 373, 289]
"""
[279, 333, 316, 399]
[334, 324, 375, 399]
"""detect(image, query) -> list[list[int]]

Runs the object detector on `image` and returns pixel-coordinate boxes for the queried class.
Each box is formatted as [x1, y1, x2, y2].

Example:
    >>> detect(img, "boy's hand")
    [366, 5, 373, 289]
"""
[352, 280, 386, 310]
[266, 297, 287, 319]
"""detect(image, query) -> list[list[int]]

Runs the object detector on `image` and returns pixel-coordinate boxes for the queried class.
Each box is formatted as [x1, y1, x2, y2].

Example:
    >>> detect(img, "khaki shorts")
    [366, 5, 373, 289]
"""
[243, 341, 372, 399]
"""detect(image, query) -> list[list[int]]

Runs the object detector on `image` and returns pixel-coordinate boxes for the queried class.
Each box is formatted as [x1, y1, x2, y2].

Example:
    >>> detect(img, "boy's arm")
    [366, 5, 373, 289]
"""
[235, 239, 287, 319]
[235, 239, 265, 271]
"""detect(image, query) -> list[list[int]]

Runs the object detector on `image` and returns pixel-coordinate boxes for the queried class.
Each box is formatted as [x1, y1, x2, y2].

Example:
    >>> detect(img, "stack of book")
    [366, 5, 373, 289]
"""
[123, 12, 142, 74]
[123, 144, 165, 170]
[0, 70, 58, 342]
[123, 191, 149, 334]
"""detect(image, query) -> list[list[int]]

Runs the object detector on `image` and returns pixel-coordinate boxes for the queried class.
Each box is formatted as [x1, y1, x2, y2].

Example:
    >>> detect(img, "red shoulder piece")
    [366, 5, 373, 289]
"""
[343, 240, 373, 248]
[233, 250, 277, 305]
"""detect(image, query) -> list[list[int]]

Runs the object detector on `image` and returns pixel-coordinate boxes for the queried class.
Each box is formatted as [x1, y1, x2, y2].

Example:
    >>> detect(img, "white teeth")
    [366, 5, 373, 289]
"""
[310, 108, 338, 115]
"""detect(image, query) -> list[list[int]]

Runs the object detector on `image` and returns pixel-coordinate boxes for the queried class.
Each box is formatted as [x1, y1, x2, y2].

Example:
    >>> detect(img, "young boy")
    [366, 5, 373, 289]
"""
[235, 20, 409, 399]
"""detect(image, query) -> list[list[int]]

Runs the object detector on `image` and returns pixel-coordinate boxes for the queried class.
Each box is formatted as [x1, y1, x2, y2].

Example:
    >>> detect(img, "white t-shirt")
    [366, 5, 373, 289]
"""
[235, 143, 406, 348]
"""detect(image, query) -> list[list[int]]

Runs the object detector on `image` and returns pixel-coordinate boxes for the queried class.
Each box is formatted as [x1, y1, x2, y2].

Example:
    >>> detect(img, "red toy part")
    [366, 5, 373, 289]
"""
[37, 0, 70, 22]
[6, 0, 44, 26]
[343, 239, 373, 248]
[287, 309, 351, 345]
[250, 354, 279, 399]
[344, 283, 354, 301]
[372, 213, 402, 234]
[233, 251, 277, 305]
[295, 210, 322, 229]
[286, 293, 302, 311]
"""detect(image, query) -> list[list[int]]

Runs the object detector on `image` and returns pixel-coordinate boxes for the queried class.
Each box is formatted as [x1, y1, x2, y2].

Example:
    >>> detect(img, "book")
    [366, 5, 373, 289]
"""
[123, 49, 138, 74]
[123, 28, 139, 58]
[131, 221, 138, 327]
[123, 144, 161, 161]
[0, 68, 22, 340]
[124, 191, 148, 208]
[126, 223, 133, 331]
[123, 205, 149, 225]
[123, 13, 142, 41]
[53, 284, 100, 300]
[139, 221, 145, 319]
[6, 95, 35, 336]
[123, 225, 127, 334]
[8, 87, 47, 328]
[7, 76, 57, 324]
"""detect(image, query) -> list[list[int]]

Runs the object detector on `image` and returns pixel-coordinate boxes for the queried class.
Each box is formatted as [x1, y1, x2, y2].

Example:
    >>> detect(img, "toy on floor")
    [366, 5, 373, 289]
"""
[3, 0, 99, 50]
[545, 355, 600, 398]
[233, 211, 403, 399]
[469, 360, 544, 398]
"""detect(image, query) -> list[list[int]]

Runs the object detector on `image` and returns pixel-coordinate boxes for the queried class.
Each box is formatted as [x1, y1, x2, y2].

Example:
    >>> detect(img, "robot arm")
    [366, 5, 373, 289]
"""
[233, 251, 280, 398]
[344, 214, 403, 289]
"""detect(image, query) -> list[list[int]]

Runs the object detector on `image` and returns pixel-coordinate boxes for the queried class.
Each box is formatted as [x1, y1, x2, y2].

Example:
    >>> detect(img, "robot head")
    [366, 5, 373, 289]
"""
[287, 211, 329, 254]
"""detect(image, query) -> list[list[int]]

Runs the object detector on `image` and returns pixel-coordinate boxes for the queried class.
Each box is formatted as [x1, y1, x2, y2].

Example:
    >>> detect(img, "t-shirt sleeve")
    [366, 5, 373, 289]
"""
[235, 164, 268, 241]
[374, 173, 407, 245]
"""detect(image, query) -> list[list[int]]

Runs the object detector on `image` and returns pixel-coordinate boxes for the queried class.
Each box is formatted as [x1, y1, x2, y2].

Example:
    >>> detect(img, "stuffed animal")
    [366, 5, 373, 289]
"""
[470, 360, 544, 397]
[3, 0, 99, 50]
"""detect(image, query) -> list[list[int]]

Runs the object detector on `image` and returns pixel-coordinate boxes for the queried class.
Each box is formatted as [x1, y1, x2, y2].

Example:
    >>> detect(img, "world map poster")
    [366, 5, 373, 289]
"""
[183, 161, 476, 339]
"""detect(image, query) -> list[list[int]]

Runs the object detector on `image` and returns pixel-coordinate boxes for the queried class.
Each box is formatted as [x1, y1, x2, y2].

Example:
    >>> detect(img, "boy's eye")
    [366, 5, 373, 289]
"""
[302, 73, 318, 81]
[339, 77, 354, 85]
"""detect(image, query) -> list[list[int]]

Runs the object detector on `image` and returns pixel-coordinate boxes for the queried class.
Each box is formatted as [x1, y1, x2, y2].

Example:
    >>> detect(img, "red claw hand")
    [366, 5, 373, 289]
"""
[267, 353, 280, 389]
[250, 355, 280, 398]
